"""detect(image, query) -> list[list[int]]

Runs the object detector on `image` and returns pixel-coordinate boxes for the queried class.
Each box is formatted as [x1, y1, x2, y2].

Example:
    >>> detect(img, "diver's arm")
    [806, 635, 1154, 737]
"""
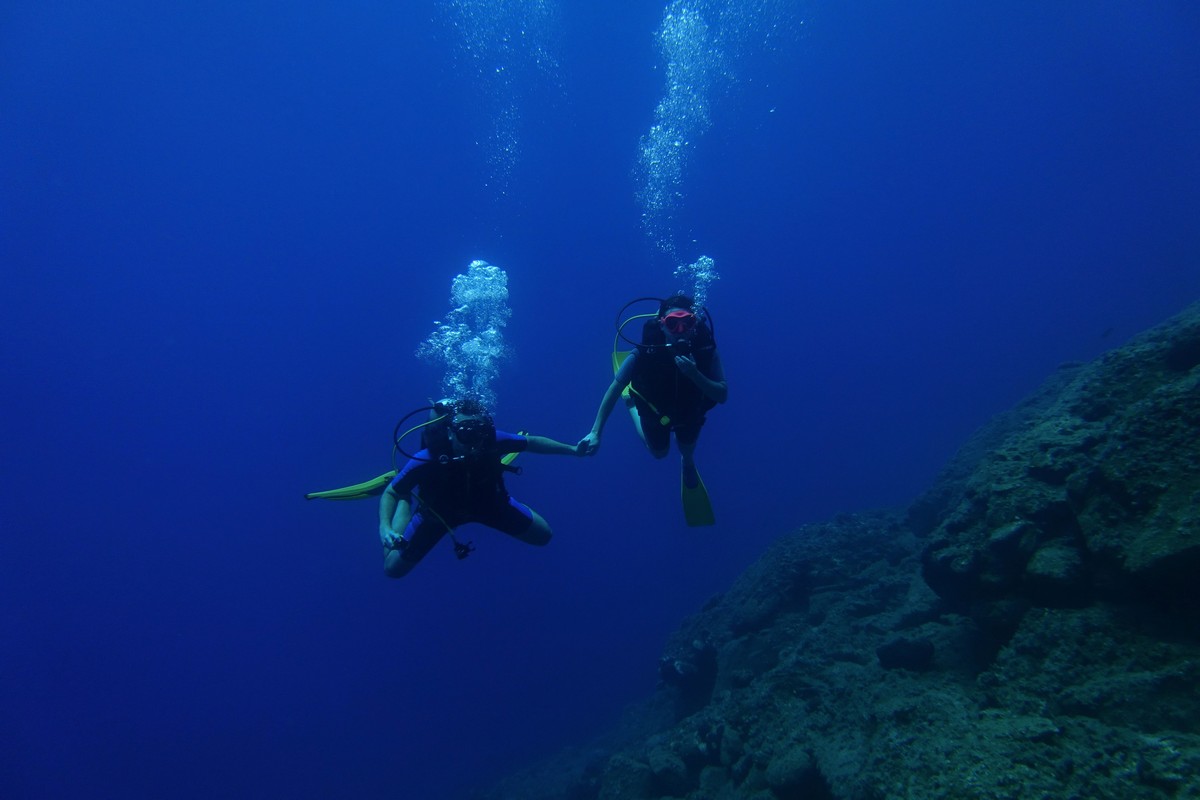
[525, 435, 587, 456]
[379, 485, 412, 547]
[579, 380, 623, 455]
[590, 380, 625, 434]
[677, 349, 728, 404]
[582, 352, 636, 450]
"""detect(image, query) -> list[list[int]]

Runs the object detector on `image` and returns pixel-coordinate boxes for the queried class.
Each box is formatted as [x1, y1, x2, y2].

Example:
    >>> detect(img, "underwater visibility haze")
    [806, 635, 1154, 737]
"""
[3, 2, 1199, 798]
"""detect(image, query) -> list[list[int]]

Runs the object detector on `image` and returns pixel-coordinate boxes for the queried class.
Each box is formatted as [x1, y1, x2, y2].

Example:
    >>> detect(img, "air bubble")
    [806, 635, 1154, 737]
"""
[417, 260, 512, 408]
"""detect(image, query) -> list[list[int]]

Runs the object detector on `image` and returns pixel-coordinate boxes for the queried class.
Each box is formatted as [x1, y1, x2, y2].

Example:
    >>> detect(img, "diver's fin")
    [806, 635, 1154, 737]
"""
[305, 470, 397, 501]
[307, 427, 533, 501]
[501, 431, 532, 466]
[681, 468, 715, 527]
[613, 350, 634, 401]
[613, 349, 633, 374]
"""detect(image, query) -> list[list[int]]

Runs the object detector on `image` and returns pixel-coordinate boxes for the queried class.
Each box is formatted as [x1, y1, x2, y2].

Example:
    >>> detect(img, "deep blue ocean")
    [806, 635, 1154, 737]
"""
[3, 2, 1199, 798]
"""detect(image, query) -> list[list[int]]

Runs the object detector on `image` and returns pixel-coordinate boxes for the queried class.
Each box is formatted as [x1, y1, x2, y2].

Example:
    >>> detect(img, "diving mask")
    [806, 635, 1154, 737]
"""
[450, 416, 493, 447]
[661, 310, 697, 335]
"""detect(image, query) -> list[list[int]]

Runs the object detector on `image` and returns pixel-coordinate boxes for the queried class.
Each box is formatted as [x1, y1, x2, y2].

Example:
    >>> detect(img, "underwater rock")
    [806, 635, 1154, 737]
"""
[476, 302, 1200, 800]
[764, 743, 828, 797]
[646, 746, 689, 796]
[875, 637, 935, 671]
[1023, 541, 1087, 605]
[922, 302, 1200, 624]
[596, 754, 652, 800]
[658, 638, 719, 720]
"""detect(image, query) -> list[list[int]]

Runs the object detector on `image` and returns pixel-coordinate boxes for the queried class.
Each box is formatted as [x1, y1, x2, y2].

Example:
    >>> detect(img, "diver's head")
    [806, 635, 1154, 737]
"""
[417, 399, 458, 454]
[658, 295, 699, 342]
[658, 294, 696, 317]
[448, 398, 495, 454]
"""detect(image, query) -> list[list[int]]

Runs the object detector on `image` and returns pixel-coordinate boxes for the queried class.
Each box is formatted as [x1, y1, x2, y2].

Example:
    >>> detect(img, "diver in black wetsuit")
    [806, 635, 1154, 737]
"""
[579, 295, 727, 524]
[380, 398, 585, 578]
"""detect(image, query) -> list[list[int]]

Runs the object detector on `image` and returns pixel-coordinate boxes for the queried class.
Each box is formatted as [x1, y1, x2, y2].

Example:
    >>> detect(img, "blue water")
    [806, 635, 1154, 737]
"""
[3, 2, 1198, 798]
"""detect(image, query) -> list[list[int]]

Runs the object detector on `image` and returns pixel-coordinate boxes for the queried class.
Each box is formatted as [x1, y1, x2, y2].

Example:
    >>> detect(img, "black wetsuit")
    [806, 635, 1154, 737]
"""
[387, 430, 533, 563]
[624, 321, 719, 449]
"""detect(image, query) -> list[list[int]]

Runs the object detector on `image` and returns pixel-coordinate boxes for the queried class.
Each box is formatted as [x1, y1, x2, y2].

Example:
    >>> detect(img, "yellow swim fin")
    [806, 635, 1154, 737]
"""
[305, 470, 397, 501]
[307, 429, 531, 501]
[502, 432, 530, 467]
[613, 349, 634, 401]
[681, 468, 715, 527]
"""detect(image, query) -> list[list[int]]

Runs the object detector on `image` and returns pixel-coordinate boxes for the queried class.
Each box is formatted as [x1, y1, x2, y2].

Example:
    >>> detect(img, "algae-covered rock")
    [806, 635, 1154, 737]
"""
[476, 303, 1200, 800]
[646, 747, 688, 796]
[875, 636, 935, 670]
[922, 302, 1200, 626]
[596, 754, 652, 800]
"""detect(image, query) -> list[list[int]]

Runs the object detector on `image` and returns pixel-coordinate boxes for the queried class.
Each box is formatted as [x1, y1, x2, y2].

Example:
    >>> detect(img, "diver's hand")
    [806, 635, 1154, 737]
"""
[379, 523, 401, 549]
[675, 354, 701, 380]
[579, 432, 601, 456]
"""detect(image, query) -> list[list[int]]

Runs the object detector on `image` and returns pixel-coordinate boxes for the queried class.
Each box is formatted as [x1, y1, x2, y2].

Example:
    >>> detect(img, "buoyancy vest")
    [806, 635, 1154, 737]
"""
[417, 435, 511, 514]
[630, 319, 718, 426]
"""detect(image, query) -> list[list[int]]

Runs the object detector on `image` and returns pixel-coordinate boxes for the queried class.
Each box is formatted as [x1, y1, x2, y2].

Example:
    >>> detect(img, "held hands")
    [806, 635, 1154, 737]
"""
[578, 431, 601, 456]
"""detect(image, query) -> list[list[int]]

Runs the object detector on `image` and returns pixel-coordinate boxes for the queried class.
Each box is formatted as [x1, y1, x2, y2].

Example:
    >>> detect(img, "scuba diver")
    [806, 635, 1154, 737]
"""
[378, 398, 586, 578]
[579, 294, 727, 526]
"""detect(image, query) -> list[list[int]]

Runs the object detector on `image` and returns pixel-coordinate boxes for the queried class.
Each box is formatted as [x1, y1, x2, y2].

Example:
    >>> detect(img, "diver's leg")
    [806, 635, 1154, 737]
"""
[675, 423, 714, 525]
[383, 513, 445, 578]
[494, 498, 552, 546]
[383, 547, 411, 578]
[677, 428, 701, 488]
[519, 509, 553, 546]
[641, 411, 671, 460]
[629, 396, 674, 457]
[626, 400, 648, 445]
